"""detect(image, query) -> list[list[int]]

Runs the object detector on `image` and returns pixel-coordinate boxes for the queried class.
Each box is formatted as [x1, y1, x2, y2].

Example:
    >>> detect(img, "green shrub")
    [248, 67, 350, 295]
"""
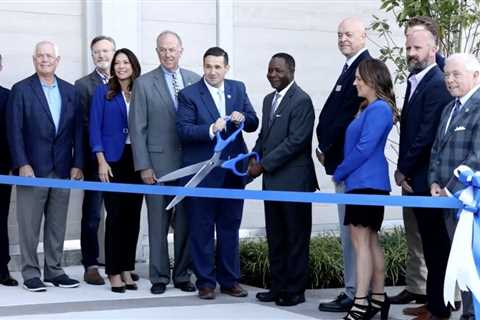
[240, 227, 407, 289]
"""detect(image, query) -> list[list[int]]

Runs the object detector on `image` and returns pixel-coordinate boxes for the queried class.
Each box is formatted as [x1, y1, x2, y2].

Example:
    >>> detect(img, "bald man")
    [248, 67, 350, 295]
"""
[316, 17, 371, 312]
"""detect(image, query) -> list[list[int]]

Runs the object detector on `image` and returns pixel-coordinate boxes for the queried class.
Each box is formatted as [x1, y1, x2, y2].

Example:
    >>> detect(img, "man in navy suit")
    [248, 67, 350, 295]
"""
[176, 47, 258, 300]
[316, 17, 371, 312]
[6, 41, 83, 292]
[395, 28, 453, 320]
[0, 54, 17, 287]
[74, 35, 116, 286]
[391, 17, 449, 307]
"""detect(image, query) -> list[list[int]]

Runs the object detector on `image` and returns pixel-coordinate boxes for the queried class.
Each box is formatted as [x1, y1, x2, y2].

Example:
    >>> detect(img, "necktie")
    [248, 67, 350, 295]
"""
[341, 63, 348, 74]
[445, 99, 462, 134]
[171, 73, 180, 98]
[269, 92, 281, 125]
[216, 89, 225, 117]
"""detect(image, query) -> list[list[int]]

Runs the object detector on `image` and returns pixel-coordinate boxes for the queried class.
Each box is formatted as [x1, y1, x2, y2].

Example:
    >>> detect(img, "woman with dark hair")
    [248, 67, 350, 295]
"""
[333, 59, 398, 320]
[89, 48, 143, 293]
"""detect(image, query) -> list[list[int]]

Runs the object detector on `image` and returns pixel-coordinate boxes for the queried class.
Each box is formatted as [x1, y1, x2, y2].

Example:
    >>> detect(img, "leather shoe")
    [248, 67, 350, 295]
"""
[256, 291, 278, 302]
[404, 304, 428, 316]
[150, 283, 166, 294]
[276, 293, 305, 306]
[130, 272, 139, 281]
[83, 268, 105, 285]
[0, 274, 18, 286]
[174, 281, 196, 292]
[411, 311, 450, 320]
[198, 287, 215, 300]
[220, 283, 248, 297]
[390, 289, 427, 304]
[318, 292, 353, 312]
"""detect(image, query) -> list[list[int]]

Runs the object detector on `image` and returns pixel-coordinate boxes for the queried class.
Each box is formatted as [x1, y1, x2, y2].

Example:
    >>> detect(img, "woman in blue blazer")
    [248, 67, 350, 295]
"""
[333, 59, 398, 320]
[89, 48, 142, 293]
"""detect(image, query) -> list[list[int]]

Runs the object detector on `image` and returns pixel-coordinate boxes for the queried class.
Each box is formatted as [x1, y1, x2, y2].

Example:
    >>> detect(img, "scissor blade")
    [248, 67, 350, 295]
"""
[157, 161, 209, 183]
[165, 159, 218, 210]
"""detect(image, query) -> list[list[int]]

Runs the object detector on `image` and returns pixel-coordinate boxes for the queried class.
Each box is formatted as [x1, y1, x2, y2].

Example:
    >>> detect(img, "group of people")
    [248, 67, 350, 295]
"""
[0, 13, 476, 320]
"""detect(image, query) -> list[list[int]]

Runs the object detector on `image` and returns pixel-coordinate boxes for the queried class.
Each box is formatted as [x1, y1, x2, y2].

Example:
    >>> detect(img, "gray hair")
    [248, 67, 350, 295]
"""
[33, 41, 59, 57]
[156, 30, 183, 48]
[446, 53, 480, 73]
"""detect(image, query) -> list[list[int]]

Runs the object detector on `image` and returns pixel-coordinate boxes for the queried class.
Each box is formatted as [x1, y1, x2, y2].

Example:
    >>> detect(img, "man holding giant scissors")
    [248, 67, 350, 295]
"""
[175, 47, 258, 299]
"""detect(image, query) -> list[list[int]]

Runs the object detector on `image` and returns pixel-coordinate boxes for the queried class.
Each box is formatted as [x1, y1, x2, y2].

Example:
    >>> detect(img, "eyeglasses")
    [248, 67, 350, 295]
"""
[157, 47, 179, 55]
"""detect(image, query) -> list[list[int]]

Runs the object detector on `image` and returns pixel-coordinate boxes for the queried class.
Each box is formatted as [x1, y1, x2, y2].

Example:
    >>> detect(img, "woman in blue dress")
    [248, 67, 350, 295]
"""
[333, 58, 399, 320]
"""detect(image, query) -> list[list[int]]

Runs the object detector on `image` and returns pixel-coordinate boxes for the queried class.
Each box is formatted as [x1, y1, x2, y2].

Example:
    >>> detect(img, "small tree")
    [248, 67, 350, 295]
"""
[370, 0, 480, 83]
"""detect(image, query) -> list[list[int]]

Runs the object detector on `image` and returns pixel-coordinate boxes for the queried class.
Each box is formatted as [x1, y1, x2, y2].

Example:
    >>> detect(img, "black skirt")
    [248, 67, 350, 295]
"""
[343, 188, 389, 232]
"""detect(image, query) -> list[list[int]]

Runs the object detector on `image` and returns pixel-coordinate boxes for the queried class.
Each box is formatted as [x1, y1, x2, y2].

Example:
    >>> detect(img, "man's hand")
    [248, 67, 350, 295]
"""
[430, 182, 446, 197]
[70, 168, 83, 180]
[394, 170, 405, 186]
[141, 168, 157, 185]
[248, 157, 264, 178]
[315, 149, 325, 166]
[19, 165, 34, 177]
[212, 117, 227, 134]
[230, 111, 245, 125]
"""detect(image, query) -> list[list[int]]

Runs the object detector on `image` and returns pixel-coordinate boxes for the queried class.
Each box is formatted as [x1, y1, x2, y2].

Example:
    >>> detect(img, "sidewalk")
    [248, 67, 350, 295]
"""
[0, 264, 457, 319]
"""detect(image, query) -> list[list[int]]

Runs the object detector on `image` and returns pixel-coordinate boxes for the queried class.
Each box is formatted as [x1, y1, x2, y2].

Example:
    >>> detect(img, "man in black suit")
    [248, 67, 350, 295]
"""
[249, 53, 317, 307]
[395, 27, 453, 320]
[74, 36, 115, 285]
[391, 18, 446, 305]
[0, 54, 17, 287]
[316, 17, 371, 312]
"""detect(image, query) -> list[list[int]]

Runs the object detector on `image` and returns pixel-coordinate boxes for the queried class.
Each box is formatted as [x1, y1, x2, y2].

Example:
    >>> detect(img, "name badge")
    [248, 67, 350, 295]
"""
[335, 85, 342, 92]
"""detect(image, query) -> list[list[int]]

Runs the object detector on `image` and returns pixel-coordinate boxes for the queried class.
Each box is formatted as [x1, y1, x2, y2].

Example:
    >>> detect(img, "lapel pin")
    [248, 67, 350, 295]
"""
[466, 108, 470, 112]
[227, 94, 231, 99]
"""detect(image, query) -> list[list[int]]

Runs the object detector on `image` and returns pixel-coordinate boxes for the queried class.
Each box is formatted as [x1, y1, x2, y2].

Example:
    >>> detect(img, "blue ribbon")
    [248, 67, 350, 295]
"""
[0, 174, 462, 208]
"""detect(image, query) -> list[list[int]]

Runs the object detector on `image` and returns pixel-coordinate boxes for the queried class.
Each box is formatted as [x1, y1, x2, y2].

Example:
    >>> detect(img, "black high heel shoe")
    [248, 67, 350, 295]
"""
[344, 296, 370, 320]
[368, 292, 390, 320]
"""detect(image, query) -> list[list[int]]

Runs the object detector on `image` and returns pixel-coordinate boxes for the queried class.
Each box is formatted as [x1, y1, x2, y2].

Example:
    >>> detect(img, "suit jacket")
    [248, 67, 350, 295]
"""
[398, 65, 452, 193]
[176, 78, 259, 188]
[316, 49, 371, 175]
[74, 70, 103, 136]
[253, 82, 317, 192]
[334, 99, 393, 192]
[429, 87, 480, 192]
[130, 66, 200, 177]
[0, 86, 10, 170]
[6, 74, 83, 178]
[89, 84, 129, 162]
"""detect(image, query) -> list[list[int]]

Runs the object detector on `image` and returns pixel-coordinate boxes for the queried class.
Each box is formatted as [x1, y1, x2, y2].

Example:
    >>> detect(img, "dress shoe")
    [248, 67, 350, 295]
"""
[84, 268, 105, 285]
[131, 272, 139, 281]
[256, 291, 278, 302]
[125, 283, 138, 290]
[0, 274, 18, 286]
[404, 304, 428, 316]
[111, 285, 126, 293]
[150, 283, 166, 294]
[198, 287, 215, 300]
[220, 283, 248, 297]
[174, 281, 196, 292]
[276, 293, 305, 306]
[390, 289, 426, 304]
[411, 311, 450, 320]
[318, 292, 353, 312]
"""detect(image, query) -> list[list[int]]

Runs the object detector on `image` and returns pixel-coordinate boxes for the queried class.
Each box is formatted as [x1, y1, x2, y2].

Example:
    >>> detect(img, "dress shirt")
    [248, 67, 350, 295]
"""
[408, 63, 437, 100]
[41, 77, 61, 133]
[345, 47, 368, 71]
[96, 69, 109, 84]
[161, 65, 184, 108]
[444, 83, 480, 134]
[205, 79, 227, 139]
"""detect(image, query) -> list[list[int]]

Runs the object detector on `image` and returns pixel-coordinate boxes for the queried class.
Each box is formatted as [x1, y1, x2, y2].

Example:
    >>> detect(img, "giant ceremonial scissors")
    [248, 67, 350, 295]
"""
[157, 117, 259, 210]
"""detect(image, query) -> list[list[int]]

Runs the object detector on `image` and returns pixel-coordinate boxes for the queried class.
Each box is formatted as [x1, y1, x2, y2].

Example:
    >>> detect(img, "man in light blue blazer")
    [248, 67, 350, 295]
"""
[129, 31, 200, 295]
[7, 41, 83, 292]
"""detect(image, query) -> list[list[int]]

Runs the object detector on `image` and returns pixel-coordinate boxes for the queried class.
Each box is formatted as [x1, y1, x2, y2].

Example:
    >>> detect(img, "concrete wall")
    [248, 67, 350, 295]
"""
[0, 0, 406, 264]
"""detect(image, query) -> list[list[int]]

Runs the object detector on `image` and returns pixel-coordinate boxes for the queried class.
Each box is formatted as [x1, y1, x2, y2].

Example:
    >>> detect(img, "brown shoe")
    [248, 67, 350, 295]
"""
[411, 311, 450, 320]
[404, 304, 428, 316]
[198, 287, 215, 300]
[84, 268, 105, 285]
[220, 283, 248, 297]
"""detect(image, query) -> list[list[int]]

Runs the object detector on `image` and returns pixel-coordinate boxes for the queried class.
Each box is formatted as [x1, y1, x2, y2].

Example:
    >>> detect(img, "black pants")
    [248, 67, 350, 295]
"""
[0, 167, 11, 275]
[265, 200, 312, 296]
[414, 205, 451, 318]
[103, 145, 143, 275]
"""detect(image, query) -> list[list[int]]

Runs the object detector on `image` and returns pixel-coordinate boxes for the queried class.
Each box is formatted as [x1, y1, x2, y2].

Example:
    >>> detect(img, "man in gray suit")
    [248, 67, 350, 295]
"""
[74, 35, 115, 286]
[429, 53, 480, 320]
[130, 30, 200, 294]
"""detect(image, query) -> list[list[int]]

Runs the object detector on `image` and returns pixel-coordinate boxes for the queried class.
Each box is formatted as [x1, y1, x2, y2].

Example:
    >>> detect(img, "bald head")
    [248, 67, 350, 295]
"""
[337, 17, 367, 58]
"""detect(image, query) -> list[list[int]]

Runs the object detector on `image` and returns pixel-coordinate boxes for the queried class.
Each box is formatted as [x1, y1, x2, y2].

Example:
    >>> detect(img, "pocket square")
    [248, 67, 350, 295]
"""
[275, 114, 281, 118]
[454, 126, 466, 132]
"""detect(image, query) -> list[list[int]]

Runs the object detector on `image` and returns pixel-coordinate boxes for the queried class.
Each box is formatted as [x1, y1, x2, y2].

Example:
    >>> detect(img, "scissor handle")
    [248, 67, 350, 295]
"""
[214, 117, 245, 153]
[221, 152, 259, 176]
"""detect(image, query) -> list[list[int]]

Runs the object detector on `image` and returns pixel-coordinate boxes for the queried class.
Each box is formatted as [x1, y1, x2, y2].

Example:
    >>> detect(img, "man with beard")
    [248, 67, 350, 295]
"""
[394, 28, 453, 320]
